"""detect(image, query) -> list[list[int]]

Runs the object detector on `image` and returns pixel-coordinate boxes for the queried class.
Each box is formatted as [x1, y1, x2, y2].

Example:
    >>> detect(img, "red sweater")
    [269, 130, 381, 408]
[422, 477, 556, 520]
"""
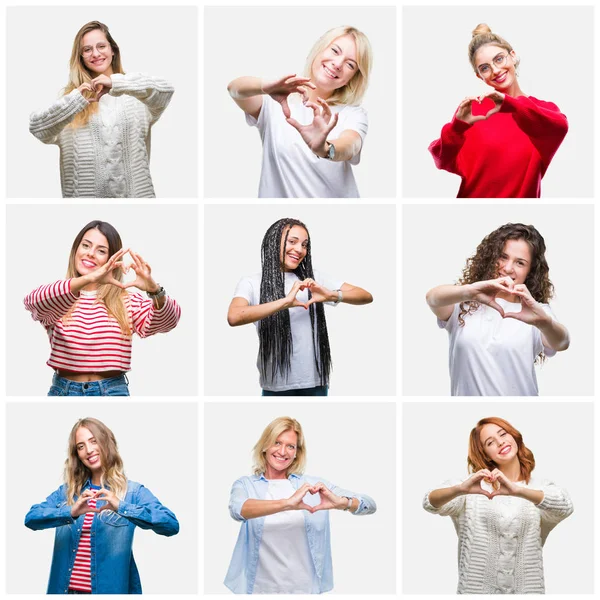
[24, 279, 181, 372]
[428, 95, 568, 198]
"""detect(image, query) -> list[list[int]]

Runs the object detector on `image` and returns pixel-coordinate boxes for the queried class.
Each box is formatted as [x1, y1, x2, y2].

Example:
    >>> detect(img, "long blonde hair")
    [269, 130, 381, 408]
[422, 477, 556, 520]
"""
[65, 418, 128, 505]
[64, 220, 131, 335]
[303, 26, 372, 106]
[252, 417, 307, 477]
[64, 21, 125, 127]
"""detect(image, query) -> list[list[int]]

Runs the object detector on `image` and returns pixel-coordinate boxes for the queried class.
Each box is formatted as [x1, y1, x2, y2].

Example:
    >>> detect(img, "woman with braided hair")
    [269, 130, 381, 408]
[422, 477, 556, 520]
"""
[228, 218, 373, 396]
[426, 223, 569, 396]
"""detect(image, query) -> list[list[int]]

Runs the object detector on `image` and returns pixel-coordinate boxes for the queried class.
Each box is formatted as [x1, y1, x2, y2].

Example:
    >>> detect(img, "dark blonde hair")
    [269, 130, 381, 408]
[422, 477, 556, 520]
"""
[468, 417, 535, 483]
[468, 23, 519, 74]
[252, 417, 307, 476]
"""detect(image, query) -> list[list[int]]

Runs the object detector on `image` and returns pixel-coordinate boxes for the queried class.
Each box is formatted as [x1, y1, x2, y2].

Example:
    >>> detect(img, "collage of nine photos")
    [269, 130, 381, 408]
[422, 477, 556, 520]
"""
[2, 2, 596, 597]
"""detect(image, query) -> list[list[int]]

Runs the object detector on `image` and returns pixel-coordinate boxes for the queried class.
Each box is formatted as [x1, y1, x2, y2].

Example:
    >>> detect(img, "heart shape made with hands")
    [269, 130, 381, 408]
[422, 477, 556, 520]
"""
[480, 477, 501, 495]
[470, 96, 498, 118]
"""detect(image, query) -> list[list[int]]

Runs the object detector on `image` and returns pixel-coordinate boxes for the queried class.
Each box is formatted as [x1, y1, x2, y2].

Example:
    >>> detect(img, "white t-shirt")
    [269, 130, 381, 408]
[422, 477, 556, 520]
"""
[234, 270, 343, 391]
[253, 479, 317, 594]
[246, 95, 368, 198]
[438, 300, 557, 396]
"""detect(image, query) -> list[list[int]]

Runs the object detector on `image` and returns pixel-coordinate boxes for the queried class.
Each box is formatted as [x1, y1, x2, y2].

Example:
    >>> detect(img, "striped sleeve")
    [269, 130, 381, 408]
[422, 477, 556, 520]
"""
[24, 280, 79, 327]
[128, 294, 181, 338]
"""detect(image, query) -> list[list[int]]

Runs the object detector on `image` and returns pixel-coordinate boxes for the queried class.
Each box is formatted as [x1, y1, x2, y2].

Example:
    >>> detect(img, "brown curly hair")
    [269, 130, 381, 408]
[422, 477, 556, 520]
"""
[468, 417, 535, 484]
[457, 223, 554, 326]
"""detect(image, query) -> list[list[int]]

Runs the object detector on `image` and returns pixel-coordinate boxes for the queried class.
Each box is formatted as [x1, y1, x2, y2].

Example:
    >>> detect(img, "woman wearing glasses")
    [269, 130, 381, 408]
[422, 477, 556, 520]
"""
[428, 24, 568, 198]
[29, 21, 173, 198]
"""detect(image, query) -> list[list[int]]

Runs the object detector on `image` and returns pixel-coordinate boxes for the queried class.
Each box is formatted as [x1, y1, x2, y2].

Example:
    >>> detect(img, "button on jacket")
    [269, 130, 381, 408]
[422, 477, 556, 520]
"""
[25, 480, 179, 594]
[225, 473, 377, 594]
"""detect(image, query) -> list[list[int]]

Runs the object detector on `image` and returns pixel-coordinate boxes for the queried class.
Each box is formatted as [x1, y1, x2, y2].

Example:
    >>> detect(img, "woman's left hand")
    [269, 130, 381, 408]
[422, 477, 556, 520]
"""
[93, 488, 120, 512]
[286, 97, 339, 158]
[309, 482, 346, 512]
[122, 250, 160, 293]
[90, 74, 113, 101]
[488, 469, 521, 497]
[504, 284, 551, 327]
[303, 280, 335, 306]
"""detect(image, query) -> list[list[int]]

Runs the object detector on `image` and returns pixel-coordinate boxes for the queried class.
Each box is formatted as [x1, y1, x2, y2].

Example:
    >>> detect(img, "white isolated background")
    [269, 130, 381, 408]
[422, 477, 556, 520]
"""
[6, 6, 198, 198]
[204, 204, 396, 396]
[204, 402, 396, 594]
[402, 204, 594, 396]
[203, 5, 396, 198]
[6, 402, 198, 594]
[6, 204, 198, 396]
[402, 5, 593, 198]
[402, 402, 594, 594]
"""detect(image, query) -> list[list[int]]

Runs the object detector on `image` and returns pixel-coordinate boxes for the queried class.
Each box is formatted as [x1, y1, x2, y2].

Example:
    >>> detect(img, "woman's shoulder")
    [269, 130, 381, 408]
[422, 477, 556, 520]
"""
[525, 96, 561, 111]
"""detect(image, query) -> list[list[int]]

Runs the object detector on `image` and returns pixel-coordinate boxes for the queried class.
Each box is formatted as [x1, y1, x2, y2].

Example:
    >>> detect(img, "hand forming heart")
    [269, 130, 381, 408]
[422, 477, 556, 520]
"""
[503, 284, 551, 327]
[461, 469, 519, 500]
[469, 276, 515, 317]
[455, 91, 505, 125]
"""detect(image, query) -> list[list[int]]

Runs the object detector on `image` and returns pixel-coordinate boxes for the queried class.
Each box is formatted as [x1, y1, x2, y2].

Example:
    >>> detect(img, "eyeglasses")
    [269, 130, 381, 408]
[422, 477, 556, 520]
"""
[81, 42, 111, 58]
[477, 53, 511, 77]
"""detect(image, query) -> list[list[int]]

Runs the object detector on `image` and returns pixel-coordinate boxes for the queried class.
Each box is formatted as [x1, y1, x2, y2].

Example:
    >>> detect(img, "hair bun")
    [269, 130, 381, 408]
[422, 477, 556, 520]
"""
[472, 23, 492, 38]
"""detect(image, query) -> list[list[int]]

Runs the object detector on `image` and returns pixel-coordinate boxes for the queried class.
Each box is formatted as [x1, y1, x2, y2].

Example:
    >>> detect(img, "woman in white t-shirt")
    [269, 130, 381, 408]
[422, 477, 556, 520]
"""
[225, 416, 376, 594]
[228, 218, 373, 396]
[423, 416, 573, 594]
[426, 223, 569, 396]
[227, 26, 372, 198]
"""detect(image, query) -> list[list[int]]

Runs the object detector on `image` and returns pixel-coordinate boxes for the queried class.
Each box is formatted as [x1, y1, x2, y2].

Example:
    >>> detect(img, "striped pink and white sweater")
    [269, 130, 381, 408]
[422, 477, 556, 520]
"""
[24, 279, 180, 372]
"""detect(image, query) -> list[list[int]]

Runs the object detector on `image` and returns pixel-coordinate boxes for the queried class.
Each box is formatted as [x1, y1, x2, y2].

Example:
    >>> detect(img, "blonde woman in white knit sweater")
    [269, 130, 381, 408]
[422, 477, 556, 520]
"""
[29, 21, 173, 198]
[424, 416, 573, 594]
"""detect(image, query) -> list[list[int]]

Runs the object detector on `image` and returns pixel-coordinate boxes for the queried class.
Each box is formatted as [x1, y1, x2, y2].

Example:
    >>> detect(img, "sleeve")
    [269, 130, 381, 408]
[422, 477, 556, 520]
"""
[245, 94, 271, 132]
[25, 486, 75, 530]
[117, 484, 179, 536]
[228, 478, 250, 522]
[428, 113, 472, 175]
[337, 105, 368, 166]
[233, 276, 257, 306]
[109, 72, 174, 123]
[533, 480, 573, 542]
[323, 478, 376, 516]
[128, 293, 181, 338]
[437, 302, 459, 332]
[24, 279, 79, 327]
[422, 479, 466, 517]
[29, 89, 89, 145]
[499, 95, 568, 172]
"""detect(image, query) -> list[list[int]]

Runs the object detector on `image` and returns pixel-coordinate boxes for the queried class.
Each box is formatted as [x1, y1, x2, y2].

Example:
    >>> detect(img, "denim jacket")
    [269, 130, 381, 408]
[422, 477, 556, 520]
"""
[224, 473, 376, 594]
[25, 479, 179, 594]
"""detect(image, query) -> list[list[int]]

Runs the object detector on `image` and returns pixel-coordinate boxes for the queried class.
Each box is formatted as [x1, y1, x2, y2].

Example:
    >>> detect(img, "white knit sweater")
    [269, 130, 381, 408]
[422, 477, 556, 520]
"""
[29, 73, 174, 198]
[423, 478, 573, 594]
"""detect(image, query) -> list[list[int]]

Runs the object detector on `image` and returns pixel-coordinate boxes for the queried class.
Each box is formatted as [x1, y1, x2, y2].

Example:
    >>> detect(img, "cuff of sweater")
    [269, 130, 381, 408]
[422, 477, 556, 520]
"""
[499, 94, 520, 114]
[449, 116, 472, 134]
[422, 491, 441, 513]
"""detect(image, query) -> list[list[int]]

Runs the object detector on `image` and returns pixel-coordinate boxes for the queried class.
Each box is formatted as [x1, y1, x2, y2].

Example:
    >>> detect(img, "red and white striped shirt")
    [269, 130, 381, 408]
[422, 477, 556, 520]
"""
[68, 496, 97, 593]
[25, 279, 181, 372]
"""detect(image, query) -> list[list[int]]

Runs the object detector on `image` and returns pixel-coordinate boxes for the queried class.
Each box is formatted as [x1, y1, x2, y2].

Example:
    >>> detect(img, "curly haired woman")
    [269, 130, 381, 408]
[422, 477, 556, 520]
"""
[426, 223, 569, 396]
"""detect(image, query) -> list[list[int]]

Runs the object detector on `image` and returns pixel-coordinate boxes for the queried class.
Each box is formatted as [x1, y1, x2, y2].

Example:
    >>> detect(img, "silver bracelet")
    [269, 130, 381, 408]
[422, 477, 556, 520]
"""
[343, 496, 353, 511]
[147, 284, 166, 299]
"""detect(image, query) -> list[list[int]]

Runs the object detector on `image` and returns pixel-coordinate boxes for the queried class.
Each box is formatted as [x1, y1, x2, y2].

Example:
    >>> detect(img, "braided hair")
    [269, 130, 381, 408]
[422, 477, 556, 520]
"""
[258, 218, 332, 385]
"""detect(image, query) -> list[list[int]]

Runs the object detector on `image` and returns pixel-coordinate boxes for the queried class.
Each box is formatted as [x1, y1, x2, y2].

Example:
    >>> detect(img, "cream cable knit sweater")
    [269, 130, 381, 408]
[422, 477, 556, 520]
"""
[423, 478, 573, 594]
[29, 73, 174, 198]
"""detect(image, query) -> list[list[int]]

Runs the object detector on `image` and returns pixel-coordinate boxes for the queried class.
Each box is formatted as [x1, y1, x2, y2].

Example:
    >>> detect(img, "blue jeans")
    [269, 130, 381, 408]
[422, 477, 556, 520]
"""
[262, 386, 328, 397]
[48, 373, 130, 397]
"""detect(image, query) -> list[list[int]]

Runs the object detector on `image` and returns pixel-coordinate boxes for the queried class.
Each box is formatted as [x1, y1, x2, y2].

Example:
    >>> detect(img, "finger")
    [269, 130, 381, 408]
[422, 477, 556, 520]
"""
[303, 101, 321, 117]
[487, 300, 505, 318]
[280, 98, 291, 119]
[327, 111, 339, 133]
[286, 117, 302, 132]
[281, 73, 297, 84]
[299, 502, 315, 512]
[503, 311, 524, 322]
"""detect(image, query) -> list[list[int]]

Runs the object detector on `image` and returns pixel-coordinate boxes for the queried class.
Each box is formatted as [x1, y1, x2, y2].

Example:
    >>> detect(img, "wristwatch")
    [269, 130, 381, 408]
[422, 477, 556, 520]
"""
[325, 141, 336, 160]
[330, 289, 343, 306]
[147, 284, 166, 300]
[342, 496, 353, 511]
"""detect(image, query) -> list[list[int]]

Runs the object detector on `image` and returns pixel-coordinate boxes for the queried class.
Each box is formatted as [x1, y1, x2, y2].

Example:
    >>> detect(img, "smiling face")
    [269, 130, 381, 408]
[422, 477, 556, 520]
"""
[311, 34, 358, 93]
[480, 423, 518, 464]
[496, 238, 532, 285]
[75, 228, 110, 276]
[81, 29, 114, 76]
[280, 225, 308, 272]
[474, 44, 517, 91]
[264, 429, 298, 479]
[75, 426, 102, 473]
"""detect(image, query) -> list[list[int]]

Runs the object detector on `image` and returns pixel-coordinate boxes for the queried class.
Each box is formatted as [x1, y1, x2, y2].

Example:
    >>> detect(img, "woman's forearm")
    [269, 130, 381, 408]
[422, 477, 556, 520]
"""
[428, 485, 463, 509]
[227, 76, 265, 100]
[228, 298, 288, 327]
[241, 498, 291, 519]
[426, 284, 473, 308]
[537, 318, 570, 351]
[513, 487, 544, 505]
[339, 284, 373, 305]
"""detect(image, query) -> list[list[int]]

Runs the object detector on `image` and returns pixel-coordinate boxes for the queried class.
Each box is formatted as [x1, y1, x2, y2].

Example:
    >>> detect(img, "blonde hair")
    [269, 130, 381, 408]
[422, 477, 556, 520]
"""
[64, 220, 131, 335]
[303, 26, 372, 106]
[252, 417, 307, 476]
[468, 23, 519, 74]
[65, 418, 128, 505]
[64, 21, 125, 127]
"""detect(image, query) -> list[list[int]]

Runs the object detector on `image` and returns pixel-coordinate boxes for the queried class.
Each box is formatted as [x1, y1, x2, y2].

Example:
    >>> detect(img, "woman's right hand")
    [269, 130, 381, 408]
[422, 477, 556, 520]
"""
[457, 470, 496, 498]
[80, 248, 129, 289]
[70, 489, 98, 518]
[261, 74, 316, 118]
[455, 95, 489, 125]
[285, 483, 315, 512]
[468, 277, 515, 317]
[281, 279, 311, 310]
